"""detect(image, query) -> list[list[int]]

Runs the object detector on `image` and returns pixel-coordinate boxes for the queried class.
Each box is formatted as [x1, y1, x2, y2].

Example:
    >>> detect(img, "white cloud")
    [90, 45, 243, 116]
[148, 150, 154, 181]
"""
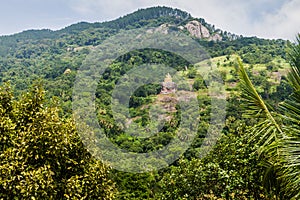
[68, 0, 146, 20]
[252, 0, 300, 40]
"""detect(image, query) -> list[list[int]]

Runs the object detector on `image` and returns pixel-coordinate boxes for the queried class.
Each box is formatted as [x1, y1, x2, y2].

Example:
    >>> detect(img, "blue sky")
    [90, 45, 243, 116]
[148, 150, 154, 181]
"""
[0, 0, 299, 40]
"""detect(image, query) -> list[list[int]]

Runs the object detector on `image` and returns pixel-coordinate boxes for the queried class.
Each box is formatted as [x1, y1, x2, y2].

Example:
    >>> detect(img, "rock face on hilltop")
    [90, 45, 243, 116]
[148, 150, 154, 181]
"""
[185, 20, 222, 41]
[147, 20, 223, 42]
[146, 24, 169, 34]
[185, 20, 210, 38]
[210, 33, 223, 41]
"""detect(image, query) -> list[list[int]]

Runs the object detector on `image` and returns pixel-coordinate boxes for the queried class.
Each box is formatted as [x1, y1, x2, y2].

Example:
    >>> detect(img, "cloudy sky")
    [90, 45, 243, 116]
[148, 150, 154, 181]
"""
[0, 0, 299, 40]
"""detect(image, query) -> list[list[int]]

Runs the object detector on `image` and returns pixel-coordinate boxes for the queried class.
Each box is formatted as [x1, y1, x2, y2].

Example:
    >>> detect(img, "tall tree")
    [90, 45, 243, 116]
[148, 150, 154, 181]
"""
[0, 83, 116, 199]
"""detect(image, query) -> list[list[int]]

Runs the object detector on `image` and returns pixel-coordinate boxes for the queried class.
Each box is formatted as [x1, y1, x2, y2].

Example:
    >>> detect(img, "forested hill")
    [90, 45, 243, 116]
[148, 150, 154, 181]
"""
[0, 6, 289, 107]
[0, 6, 205, 54]
[0, 6, 285, 55]
[1, 6, 299, 200]
[0, 6, 289, 106]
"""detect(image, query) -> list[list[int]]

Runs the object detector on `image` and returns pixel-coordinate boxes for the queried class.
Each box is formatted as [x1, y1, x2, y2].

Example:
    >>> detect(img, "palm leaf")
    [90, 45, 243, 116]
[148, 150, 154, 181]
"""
[279, 91, 300, 198]
[287, 34, 300, 91]
[238, 59, 284, 151]
[277, 35, 300, 198]
[238, 34, 300, 199]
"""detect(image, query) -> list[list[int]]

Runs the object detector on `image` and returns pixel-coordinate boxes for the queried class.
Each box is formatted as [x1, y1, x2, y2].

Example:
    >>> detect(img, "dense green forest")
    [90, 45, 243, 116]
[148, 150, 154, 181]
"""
[0, 6, 299, 199]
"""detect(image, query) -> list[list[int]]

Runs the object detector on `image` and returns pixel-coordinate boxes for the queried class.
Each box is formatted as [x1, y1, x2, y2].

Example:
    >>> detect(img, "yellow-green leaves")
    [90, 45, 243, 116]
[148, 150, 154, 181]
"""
[0, 84, 116, 199]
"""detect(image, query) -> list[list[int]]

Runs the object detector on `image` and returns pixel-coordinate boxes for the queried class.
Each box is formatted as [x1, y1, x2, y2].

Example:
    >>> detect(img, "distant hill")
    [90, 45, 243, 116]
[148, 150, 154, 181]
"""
[0, 6, 286, 50]
[0, 6, 289, 97]
[0, 6, 239, 47]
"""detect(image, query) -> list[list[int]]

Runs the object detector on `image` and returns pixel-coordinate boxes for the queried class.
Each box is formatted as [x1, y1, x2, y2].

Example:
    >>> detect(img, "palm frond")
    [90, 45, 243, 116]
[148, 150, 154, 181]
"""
[279, 36, 300, 198]
[238, 34, 300, 199]
[260, 160, 283, 199]
[238, 60, 283, 150]
[279, 91, 300, 198]
[287, 34, 300, 91]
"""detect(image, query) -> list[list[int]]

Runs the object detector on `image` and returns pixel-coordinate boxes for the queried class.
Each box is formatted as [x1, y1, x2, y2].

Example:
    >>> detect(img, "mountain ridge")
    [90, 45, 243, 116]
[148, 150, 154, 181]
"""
[0, 6, 288, 92]
[1, 6, 242, 42]
[0, 6, 253, 57]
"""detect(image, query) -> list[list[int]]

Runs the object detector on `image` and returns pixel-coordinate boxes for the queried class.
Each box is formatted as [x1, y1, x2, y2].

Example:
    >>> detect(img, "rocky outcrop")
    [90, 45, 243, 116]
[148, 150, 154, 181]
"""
[184, 20, 223, 41]
[146, 20, 224, 42]
[185, 20, 210, 39]
[210, 33, 222, 42]
[146, 24, 169, 34]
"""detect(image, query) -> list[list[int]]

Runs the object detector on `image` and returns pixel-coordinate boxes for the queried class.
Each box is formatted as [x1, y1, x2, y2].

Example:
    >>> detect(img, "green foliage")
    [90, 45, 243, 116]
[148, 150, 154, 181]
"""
[113, 171, 159, 200]
[237, 34, 300, 199]
[0, 6, 295, 199]
[187, 67, 197, 78]
[0, 83, 116, 199]
[198, 37, 287, 59]
[103, 6, 192, 30]
[158, 119, 268, 199]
